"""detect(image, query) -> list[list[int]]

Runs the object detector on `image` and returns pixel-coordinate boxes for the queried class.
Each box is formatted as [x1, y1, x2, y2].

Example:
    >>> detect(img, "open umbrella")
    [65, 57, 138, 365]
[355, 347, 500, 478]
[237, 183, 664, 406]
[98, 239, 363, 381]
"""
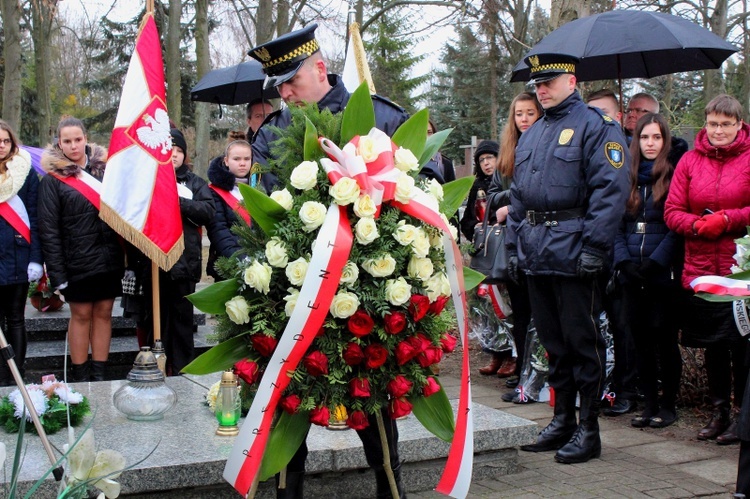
[511, 10, 738, 83]
[191, 60, 279, 105]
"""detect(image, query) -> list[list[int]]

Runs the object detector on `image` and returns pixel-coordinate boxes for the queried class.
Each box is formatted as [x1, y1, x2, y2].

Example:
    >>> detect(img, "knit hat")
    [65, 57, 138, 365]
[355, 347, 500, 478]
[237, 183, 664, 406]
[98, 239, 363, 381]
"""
[474, 140, 500, 168]
[170, 128, 187, 155]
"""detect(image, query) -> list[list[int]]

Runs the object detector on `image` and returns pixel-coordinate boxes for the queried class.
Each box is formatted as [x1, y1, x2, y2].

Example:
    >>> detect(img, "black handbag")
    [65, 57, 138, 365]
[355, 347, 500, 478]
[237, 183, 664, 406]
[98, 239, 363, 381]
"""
[469, 206, 509, 284]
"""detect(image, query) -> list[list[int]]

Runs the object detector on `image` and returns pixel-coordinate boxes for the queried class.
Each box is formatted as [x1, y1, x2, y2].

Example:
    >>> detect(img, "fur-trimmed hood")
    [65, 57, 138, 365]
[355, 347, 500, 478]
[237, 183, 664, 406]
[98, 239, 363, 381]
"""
[0, 149, 31, 203]
[41, 143, 107, 179]
[208, 154, 239, 191]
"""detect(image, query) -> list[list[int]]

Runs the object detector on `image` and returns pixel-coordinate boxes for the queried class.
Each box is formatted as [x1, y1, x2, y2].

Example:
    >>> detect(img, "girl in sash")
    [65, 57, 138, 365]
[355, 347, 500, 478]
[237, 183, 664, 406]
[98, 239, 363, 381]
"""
[0, 120, 42, 385]
[38, 116, 124, 382]
[206, 139, 253, 280]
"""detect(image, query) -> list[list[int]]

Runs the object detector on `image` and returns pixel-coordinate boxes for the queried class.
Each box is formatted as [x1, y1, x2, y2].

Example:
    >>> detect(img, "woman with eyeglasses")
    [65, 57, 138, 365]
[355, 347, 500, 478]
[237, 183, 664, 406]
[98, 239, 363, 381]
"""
[0, 120, 41, 385]
[665, 94, 750, 447]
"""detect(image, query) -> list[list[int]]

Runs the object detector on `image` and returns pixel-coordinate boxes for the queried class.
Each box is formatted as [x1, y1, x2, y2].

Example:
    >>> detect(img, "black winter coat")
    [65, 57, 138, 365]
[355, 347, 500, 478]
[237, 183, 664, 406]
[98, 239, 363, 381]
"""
[170, 164, 215, 282]
[459, 167, 493, 241]
[0, 151, 42, 286]
[205, 156, 244, 280]
[38, 144, 124, 289]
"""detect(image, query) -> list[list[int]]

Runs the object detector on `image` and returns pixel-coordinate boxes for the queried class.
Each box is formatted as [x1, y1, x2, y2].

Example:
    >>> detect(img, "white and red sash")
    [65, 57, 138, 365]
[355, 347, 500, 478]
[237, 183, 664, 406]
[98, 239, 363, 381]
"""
[51, 170, 102, 211]
[0, 195, 30, 243]
[691, 275, 750, 336]
[209, 184, 251, 225]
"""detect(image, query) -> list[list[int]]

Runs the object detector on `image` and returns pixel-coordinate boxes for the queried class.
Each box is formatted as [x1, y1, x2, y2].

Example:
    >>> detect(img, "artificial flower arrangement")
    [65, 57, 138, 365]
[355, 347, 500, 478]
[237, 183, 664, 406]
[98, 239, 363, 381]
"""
[0, 375, 89, 434]
[183, 82, 479, 480]
[28, 271, 65, 312]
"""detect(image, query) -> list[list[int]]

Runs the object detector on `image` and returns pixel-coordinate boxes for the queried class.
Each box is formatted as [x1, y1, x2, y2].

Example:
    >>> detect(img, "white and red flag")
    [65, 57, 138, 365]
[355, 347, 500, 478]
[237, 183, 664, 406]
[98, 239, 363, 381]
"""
[100, 13, 183, 270]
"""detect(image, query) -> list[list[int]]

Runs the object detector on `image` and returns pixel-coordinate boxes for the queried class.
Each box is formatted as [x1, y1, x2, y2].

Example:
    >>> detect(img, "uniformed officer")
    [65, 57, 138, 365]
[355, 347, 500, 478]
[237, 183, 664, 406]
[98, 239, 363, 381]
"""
[247, 25, 409, 499]
[506, 54, 629, 464]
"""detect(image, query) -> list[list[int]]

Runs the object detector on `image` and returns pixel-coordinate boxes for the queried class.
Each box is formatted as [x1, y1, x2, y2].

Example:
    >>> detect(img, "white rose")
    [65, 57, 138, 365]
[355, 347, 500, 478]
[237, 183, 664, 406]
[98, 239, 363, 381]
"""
[362, 255, 397, 277]
[385, 277, 412, 306]
[329, 177, 360, 206]
[299, 201, 327, 231]
[427, 178, 444, 201]
[340, 261, 359, 287]
[426, 272, 451, 302]
[357, 136, 379, 162]
[225, 296, 250, 324]
[330, 291, 360, 318]
[394, 147, 420, 172]
[270, 188, 294, 210]
[290, 161, 319, 190]
[393, 220, 418, 246]
[244, 260, 272, 294]
[283, 288, 300, 317]
[285, 257, 309, 286]
[353, 194, 377, 218]
[448, 224, 458, 242]
[395, 173, 416, 204]
[265, 237, 289, 268]
[412, 228, 431, 258]
[407, 256, 434, 282]
[355, 217, 379, 245]
[428, 228, 443, 248]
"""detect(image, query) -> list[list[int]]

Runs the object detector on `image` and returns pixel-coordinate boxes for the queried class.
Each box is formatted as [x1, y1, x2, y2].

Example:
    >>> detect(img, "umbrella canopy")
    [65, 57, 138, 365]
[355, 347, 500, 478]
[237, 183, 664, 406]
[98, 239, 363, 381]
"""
[191, 60, 280, 105]
[511, 10, 738, 82]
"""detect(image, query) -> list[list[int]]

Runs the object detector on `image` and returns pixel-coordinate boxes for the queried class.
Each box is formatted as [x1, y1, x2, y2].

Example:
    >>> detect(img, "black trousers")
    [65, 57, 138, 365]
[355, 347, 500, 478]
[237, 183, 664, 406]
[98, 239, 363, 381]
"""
[0, 283, 30, 383]
[506, 277, 531, 378]
[705, 341, 748, 410]
[605, 278, 639, 400]
[738, 439, 750, 496]
[526, 275, 606, 398]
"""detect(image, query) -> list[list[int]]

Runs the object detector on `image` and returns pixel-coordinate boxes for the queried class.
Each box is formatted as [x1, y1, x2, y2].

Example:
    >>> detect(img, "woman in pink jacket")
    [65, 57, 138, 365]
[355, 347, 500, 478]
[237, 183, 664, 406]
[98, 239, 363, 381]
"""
[664, 94, 750, 446]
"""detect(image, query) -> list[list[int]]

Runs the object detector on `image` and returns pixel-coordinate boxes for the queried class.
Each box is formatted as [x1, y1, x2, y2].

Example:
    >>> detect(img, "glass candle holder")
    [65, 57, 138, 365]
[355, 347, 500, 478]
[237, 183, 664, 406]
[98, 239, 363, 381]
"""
[113, 347, 177, 421]
[215, 370, 241, 436]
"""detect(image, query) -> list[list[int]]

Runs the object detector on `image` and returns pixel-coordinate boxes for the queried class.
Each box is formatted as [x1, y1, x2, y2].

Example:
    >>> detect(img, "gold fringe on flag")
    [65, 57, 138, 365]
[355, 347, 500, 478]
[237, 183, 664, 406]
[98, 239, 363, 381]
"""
[349, 22, 376, 95]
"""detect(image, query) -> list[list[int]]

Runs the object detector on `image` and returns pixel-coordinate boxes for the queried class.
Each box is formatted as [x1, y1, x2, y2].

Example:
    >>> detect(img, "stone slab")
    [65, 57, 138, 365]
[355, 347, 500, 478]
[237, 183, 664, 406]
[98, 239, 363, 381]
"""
[673, 457, 741, 486]
[620, 440, 720, 466]
[600, 427, 668, 448]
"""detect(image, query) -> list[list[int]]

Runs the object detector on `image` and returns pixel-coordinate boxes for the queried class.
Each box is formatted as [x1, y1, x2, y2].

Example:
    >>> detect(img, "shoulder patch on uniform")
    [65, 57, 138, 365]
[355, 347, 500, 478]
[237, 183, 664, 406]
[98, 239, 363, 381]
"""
[558, 129, 574, 145]
[588, 105, 616, 125]
[372, 94, 407, 113]
[605, 142, 624, 168]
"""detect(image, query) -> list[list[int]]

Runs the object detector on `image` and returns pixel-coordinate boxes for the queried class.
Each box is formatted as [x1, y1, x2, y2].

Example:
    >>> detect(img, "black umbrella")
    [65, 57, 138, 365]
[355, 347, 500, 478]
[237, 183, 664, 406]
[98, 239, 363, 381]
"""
[511, 10, 738, 83]
[191, 60, 280, 105]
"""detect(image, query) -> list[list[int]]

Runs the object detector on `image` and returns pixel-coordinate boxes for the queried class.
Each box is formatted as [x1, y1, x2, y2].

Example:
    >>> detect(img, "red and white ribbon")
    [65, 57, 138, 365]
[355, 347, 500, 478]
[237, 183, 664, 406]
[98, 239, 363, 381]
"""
[0, 195, 31, 243]
[690, 275, 750, 297]
[51, 170, 102, 211]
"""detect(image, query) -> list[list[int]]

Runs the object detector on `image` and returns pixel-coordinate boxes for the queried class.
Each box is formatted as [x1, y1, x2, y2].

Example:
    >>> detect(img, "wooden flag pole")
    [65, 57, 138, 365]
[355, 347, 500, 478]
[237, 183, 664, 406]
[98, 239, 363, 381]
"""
[151, 261, 161, 342]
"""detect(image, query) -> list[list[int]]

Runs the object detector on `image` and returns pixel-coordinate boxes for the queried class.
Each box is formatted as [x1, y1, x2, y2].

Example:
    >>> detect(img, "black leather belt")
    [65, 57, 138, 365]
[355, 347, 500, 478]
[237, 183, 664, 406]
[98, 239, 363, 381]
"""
[526, 207, 586, 226]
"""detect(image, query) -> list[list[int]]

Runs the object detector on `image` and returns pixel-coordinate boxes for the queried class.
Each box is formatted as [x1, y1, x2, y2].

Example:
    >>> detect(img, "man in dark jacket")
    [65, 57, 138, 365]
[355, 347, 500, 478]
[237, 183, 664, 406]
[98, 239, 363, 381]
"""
[248, 24, 409, 498]
[507, 54, 629, 464]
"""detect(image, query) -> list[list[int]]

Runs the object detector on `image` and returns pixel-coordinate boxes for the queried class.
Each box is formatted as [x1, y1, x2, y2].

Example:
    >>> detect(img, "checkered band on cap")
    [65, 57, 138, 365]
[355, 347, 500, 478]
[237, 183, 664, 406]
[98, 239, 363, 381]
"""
[263, 39, 320, 72]
[531, 62, 576, 75]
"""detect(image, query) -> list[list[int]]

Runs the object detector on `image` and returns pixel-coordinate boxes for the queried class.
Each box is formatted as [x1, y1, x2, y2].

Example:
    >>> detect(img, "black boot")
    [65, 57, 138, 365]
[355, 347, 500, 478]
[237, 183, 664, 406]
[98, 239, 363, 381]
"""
[90, 360, 107, 381]
[374, 462, 406, 499]
[521, 390, 577, 452]
[275, 470, 304, 498]
[70, 361, 90, 382]
[555, 397, 602, 464]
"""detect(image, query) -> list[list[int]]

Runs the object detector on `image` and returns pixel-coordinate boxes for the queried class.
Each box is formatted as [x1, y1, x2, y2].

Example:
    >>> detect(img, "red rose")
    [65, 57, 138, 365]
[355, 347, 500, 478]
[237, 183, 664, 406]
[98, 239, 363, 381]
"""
[310, 406, 330, 427]
[346, 410, 370, 430]
[429, 296, 450, 316]
[417, 345, 444, 368]
[413, 333, 432, 353]
[250, 334, 278, 357]
[409, 295, 431, 322]
[389, 397, 413, 419]
[342, 342, 365, 366]
[395, 340, 415, 366]
[233, 359, 260, 385]
[440, 333, 458, 353]
[303, 351, 329, 376]
[423, 377, 441, 397]
[280, 394, 302, 414]
[387, 375, 413, 398]
[317, 325, 327, 337]
[384, 311, 407, 335]
[348, 310, 375, 338]
[349, 377, 371, 397]
[364, 343, 388, 369]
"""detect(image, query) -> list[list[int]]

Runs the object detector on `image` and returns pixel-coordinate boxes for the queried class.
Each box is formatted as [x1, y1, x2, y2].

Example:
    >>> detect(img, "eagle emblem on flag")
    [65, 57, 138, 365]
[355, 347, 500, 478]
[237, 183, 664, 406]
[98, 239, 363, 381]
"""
[136, 107, 172, 155]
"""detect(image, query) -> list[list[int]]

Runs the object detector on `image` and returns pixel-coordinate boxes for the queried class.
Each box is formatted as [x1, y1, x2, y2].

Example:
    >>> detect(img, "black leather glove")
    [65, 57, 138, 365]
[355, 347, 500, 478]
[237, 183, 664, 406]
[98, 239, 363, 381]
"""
[576, 252, 604, 279]
[638, 258, 662, 278]
[507, 254, 519, 284]
[617, 261, 643, 282]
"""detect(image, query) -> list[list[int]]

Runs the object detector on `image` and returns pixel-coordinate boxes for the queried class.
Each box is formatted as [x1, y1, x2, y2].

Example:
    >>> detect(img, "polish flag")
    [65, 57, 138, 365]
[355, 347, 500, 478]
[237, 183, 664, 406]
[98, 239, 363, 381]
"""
[100, 14, 184, 270]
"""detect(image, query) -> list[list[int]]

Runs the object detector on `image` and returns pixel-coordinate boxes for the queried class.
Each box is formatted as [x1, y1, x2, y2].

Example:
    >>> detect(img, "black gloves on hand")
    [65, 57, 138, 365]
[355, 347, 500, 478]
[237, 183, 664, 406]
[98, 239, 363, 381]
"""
[618, 261, 643, 282]
[638, 258, 662, 278]
[576, 252, 604, 279]
[507, 254, 519, 284]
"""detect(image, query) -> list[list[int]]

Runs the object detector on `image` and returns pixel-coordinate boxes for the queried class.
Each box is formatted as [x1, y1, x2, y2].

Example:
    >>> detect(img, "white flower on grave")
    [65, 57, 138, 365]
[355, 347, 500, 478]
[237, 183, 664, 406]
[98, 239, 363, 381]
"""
[425, 272, 451, 302]
[385, 277, 412, 306]
[205, 381, 221, 410]
[355, 217, 379, 245]
[285, 257, 309, 287]
[225, 296, 251, 325]
[329, 177, 360, 206]
[362, 255, 397, 278]
[299, 201, 327, 232]
[9, 387, 47, 421]
[330, 291, 360, 319]
[265, 237, 289, 268]
[394, 147, 419, 172]
[270, 188, 294, 211]
[65, 429, 126, 499]
[394, 173, 416, 204]
[340, 261, 359, 288]
[407, 256, 433, 282]
[393, 221, 418, 246]
[244, 260, 272, 295]
[353, 194, 377, 218]
[284, 288, 300, 317]
[426, 178, 444, 202]
[290, 161, 319, 190]
[411, 228, 431, 258]
[54, 385, 84, 404]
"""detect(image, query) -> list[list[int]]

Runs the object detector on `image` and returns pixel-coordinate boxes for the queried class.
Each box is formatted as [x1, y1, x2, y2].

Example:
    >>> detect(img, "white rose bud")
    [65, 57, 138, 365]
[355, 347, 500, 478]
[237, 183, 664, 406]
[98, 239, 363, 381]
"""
[428, 228, 443, 248]
[393, 220, 418, 246]
[270, 188, 294, 210]
[265, 237, 289, 268]
[340, 261, 359, 287]
[407, 256, 434, 282]
[283, 288, 300, 317]
[299, 201, 327, 232]
[355, 217, 379, 245]
[385, 277, 412, 306]
[330, 291, 360, 318]
[394, 147, 420, 172]
[357, 136, 379, 162]
[427, 178, 444, 201]
[225, 296, 251, 324]
[353, 194, 377, 218]
[412, 228, 431, 258]
[244, 260, 272, 295]
[426, 272, 451, 302]
[395, 173, 416, 204]
[290, 161, 319, 190]
[329, 177, 361, 206]
[285, 257, 309, 287]
[362, 254, 397, 278]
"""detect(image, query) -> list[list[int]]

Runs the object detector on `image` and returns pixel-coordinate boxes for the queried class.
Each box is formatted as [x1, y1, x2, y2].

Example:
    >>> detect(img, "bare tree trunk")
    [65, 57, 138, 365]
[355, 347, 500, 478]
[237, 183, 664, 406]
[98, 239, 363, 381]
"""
[194, 0, 210, 178]
[1, 0, 23, 130]
[485, 0, 500, 141]
[704, 0, 728, 100]
[166, 0, 182, 126]
[276, 0, 289, 36]
[743, 0, 750, 117]
[258, 0, 274, 43]
[31, 0, 56, 146]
